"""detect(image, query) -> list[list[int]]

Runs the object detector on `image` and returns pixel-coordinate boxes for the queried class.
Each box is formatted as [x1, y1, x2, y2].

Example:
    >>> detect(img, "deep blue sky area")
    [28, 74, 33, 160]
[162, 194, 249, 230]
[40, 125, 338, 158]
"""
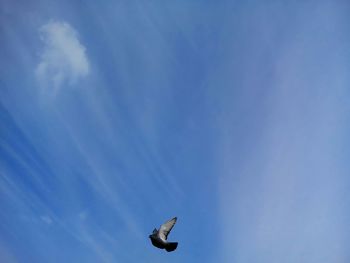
[1, 1, 350, 262]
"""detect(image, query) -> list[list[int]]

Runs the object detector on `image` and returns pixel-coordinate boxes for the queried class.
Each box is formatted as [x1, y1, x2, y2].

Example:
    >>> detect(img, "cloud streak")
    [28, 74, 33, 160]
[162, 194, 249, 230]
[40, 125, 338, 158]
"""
[35, 21, 89, 94]
[216, 2, 350, 262]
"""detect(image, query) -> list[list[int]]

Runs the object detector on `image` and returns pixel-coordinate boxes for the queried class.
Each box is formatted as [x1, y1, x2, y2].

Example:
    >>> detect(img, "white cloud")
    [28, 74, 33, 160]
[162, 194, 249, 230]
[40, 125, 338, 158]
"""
[35, 21, 89, 94]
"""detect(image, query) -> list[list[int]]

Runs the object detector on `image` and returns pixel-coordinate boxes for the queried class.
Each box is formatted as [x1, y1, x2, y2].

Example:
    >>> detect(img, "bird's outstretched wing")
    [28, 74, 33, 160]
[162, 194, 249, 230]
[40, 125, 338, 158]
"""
[159, 217, 177, 241]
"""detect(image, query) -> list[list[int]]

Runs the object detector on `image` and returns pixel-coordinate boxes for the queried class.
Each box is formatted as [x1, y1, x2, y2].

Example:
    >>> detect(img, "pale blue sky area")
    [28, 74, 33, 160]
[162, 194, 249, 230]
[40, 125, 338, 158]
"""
[1, 1, 350, 262]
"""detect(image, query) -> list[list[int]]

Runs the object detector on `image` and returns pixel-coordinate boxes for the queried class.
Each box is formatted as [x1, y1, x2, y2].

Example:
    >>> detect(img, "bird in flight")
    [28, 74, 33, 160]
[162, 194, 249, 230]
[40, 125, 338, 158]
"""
[149, 217, 178, 252]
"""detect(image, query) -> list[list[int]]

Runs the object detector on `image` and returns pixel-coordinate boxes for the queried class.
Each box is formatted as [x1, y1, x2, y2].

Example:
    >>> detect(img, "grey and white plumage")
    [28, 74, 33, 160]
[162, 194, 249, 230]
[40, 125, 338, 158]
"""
[149, 217, 178, 252]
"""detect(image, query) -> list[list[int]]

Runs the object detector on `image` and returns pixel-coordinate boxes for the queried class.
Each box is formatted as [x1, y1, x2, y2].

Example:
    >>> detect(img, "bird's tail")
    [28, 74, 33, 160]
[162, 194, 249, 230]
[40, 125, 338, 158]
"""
[165, 242, 178, 252]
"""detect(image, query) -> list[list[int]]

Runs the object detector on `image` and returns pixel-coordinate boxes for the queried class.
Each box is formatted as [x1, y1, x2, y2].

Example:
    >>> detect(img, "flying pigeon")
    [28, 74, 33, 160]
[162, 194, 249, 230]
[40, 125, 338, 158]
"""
[149, 217, 178, 252]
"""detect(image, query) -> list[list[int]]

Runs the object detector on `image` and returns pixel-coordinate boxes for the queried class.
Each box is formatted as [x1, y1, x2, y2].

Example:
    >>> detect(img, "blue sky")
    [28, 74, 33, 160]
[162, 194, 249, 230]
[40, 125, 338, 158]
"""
[1, 0, 350, 262]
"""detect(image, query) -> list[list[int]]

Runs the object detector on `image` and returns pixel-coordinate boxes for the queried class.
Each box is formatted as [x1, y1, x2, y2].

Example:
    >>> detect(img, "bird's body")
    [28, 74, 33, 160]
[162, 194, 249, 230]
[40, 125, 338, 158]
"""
[149, 217, 178, 252]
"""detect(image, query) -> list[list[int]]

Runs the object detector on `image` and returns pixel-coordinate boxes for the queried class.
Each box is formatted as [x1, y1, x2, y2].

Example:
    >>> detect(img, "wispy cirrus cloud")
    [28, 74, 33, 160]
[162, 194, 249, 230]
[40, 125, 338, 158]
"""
[40, 215, 53, 225]
[35, 21, 89, 94]
[216, 3, 350, 262]
[0, 242, 18, 263]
